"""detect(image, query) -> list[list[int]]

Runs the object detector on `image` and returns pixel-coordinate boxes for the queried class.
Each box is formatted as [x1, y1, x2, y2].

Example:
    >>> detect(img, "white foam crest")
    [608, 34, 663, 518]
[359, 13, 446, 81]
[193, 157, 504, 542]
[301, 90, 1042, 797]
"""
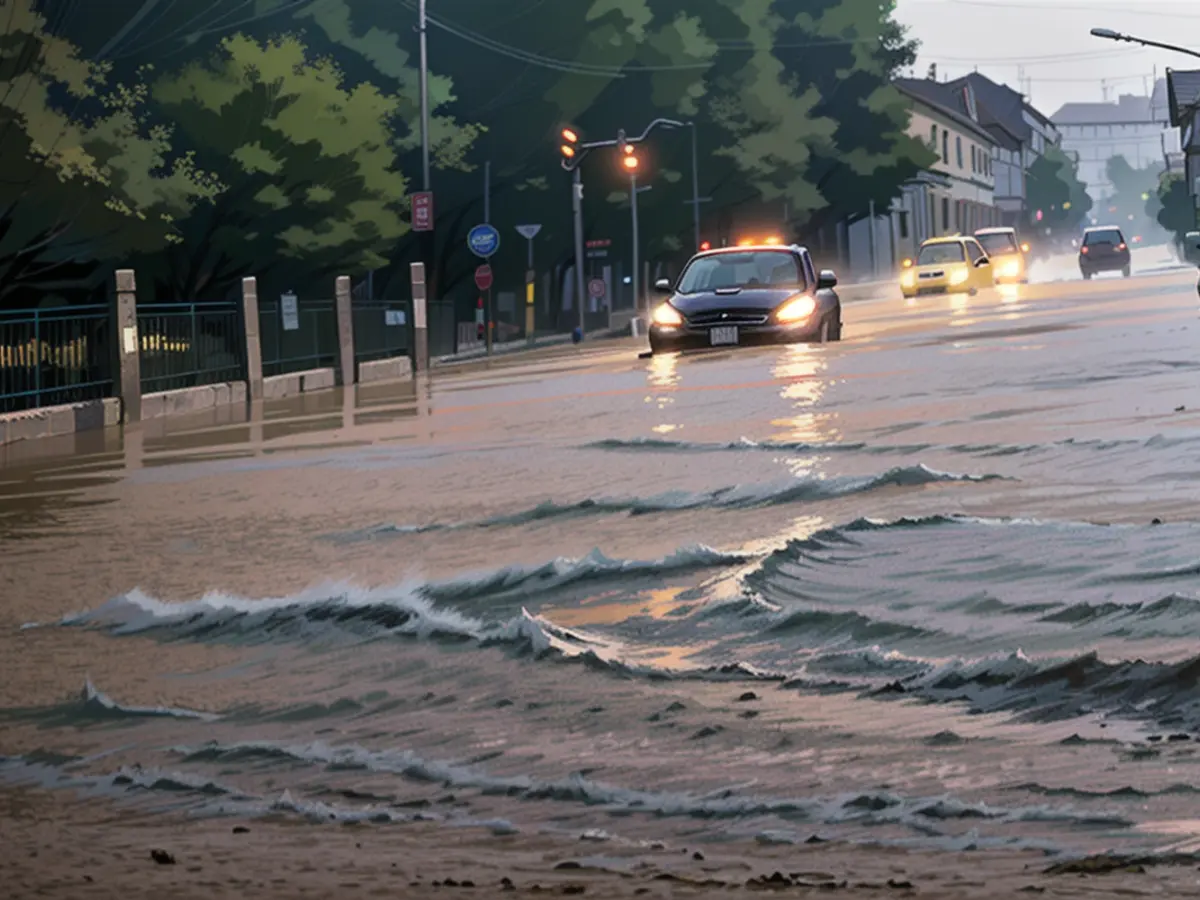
[82, 678, 218, 721]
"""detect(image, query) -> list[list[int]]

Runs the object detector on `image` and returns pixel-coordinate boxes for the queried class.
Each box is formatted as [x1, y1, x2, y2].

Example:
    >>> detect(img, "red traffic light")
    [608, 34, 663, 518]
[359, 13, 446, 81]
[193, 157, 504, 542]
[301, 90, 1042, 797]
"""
[699, 241, 711, 251]
[561, 127, 579, 143]
[622, 154, 638, 170]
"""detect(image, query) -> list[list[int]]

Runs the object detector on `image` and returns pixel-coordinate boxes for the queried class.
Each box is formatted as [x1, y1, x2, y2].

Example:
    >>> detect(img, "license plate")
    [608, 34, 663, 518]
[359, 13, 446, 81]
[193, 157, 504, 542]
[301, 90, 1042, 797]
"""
[710, 326, 738, 345]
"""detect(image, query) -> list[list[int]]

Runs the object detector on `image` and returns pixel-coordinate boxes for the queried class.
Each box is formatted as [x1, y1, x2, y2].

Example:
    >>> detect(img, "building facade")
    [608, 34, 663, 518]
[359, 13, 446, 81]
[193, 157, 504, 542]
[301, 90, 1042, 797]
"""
[946, 73, 1060, 228]
[1052, 81, 1179, 205]
[894, 77, 1000, 240]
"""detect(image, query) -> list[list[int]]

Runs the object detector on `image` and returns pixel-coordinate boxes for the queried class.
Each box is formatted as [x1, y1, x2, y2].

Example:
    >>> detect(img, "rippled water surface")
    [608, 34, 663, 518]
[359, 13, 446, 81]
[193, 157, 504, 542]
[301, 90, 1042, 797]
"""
[5, 262, 1200, 862]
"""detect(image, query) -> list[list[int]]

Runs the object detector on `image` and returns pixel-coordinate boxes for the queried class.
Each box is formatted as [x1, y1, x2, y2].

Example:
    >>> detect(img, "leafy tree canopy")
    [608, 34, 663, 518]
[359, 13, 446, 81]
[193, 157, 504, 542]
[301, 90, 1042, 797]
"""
[0, 0, 214, 304]
[1026, 145, 1092, 235]
[142, 33, 409, 300]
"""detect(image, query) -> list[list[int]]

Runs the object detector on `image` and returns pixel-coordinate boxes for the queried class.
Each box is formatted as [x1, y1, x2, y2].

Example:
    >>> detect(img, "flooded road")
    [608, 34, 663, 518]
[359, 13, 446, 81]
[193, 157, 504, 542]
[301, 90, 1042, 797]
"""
[4, 254, 1200, 865]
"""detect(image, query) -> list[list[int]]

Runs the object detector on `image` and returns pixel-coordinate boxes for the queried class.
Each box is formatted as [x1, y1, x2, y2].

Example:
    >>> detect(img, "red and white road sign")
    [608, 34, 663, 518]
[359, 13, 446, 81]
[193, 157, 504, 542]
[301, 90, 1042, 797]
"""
[412, 192, 434, 232]
[474, 264, 493, 291]
[587, 278, 606, 298]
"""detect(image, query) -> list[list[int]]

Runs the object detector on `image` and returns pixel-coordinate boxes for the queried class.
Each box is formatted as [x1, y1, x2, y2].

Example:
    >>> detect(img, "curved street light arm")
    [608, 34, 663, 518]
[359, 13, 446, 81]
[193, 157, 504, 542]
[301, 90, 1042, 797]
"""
[1090, 27, 1200, 61]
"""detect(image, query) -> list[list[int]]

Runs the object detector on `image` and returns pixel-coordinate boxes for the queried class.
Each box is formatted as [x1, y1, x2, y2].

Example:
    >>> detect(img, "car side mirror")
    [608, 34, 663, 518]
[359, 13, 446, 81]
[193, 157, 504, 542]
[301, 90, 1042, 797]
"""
[817, 269, 837, 289]
[975, 258, 989, 267]
[654, 278, 672, 293]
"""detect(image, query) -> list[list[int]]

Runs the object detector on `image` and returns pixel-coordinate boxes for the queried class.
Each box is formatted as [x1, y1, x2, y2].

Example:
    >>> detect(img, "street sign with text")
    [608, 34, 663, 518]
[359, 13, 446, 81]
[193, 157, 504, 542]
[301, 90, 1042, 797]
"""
[515, 224, 542, 240]
[412, 192, 434, 231]
[467, 223, 500, 258]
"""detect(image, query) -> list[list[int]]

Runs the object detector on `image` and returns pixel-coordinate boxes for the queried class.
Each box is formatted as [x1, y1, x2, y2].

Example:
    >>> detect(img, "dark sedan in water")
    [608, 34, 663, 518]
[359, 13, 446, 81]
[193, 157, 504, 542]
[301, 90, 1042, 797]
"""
[647, 244, 841, 355]
[1079, 225, 1131, 279]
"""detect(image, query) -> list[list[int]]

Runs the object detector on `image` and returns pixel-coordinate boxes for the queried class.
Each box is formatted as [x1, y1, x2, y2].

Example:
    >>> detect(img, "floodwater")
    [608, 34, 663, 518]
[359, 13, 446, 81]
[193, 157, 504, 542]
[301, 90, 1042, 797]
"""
[4, 249, 1200, 863]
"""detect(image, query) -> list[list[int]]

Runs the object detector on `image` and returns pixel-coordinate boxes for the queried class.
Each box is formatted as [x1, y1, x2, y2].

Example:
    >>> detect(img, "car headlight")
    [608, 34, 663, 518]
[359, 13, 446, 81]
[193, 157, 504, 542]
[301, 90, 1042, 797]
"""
[775, 294, 816, 323]
[901, 270, 916, 287]
[999, 259, 1021, 278]
[651, 302, 683, 327]
[948, 268, 970, 286]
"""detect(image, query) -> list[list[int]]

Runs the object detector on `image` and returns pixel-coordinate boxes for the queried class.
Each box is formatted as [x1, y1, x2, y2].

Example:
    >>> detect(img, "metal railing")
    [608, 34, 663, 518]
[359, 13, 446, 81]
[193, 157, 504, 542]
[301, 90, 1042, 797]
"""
[137, 302, 245, 394]
[0, 306, 115, 413]
[352, 299, 411, 364]
[259, 296, 339, 377]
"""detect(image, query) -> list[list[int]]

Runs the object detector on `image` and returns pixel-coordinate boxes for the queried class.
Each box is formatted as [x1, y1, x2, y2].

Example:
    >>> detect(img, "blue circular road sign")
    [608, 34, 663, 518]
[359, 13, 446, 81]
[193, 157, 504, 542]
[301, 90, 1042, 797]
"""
[467, 223, 500, 258]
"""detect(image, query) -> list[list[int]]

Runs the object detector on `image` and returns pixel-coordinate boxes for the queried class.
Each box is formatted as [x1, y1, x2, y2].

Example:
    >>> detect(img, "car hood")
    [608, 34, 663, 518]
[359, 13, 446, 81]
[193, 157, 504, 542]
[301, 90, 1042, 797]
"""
[670, 287, 799, 314]
[911, 262, 967, 274]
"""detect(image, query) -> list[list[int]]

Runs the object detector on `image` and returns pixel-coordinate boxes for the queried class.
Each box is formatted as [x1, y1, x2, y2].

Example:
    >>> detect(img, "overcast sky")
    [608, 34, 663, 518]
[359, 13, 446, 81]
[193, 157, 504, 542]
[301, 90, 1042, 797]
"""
[893, 0, 1200, 115]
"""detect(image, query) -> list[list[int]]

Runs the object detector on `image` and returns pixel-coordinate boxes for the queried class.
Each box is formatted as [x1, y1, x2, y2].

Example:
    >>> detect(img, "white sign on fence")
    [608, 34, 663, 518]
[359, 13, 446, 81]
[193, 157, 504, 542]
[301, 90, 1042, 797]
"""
[280, 292, 299, 330]
[385, 309, 407, 326]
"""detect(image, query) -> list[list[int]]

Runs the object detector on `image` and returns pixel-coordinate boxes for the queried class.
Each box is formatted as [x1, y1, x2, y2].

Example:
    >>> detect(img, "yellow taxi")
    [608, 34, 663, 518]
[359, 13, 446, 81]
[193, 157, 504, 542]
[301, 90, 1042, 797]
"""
[973, 227, 1030, 283]
[900, 235, 994, 298]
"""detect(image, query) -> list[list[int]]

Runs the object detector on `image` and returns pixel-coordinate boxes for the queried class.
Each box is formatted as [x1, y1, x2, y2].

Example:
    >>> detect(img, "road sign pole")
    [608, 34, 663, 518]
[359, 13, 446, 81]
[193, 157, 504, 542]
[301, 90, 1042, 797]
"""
[572, 167, 586, 337]
[525, 270, 535, 346]
[485, 287, 493, 355]
[526, 237, 534, 270]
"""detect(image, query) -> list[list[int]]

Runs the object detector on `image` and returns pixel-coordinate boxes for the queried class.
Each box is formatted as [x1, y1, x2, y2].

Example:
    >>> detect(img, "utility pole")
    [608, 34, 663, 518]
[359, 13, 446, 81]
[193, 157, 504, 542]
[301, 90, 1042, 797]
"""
[418, 0, 430, 191]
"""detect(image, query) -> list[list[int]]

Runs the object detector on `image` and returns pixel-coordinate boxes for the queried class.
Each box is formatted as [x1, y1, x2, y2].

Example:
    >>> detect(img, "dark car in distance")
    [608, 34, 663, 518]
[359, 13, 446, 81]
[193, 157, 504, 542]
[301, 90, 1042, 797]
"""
[647, 244, 842, 355]
[1079, 226, 1131, 279]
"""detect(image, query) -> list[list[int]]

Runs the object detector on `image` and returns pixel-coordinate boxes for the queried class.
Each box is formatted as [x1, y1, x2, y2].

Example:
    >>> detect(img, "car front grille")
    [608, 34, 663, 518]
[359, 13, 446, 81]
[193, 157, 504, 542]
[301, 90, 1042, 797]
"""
[686, 309, 770, 327]
[918, 270, 945, 279]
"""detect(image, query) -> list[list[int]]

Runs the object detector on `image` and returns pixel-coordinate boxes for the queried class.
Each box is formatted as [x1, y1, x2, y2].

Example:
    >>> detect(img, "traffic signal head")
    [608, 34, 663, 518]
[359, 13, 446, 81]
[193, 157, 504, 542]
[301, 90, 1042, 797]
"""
[699, 241, 711, 251]
[560, 127, 580, 162]
[622, 153, 638, 171]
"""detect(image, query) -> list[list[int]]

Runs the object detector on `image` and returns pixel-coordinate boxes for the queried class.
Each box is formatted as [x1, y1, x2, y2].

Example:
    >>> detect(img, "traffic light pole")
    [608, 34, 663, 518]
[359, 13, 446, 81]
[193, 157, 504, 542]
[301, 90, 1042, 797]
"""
[561, 118, 701, 336]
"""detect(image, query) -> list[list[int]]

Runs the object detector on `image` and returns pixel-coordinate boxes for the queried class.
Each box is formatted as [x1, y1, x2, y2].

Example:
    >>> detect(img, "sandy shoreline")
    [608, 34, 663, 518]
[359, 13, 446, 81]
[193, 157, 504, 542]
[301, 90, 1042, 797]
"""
[2, 785, 1197, 899]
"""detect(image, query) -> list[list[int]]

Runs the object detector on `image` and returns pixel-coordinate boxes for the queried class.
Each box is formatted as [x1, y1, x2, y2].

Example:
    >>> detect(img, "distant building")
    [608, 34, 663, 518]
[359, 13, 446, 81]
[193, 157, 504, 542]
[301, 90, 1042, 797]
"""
[1052, 80, 1179, 204]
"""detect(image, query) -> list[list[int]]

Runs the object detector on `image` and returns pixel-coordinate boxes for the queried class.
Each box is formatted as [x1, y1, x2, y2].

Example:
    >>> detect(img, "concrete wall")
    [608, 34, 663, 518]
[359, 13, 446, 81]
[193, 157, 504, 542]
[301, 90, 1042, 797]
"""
[0, 398, 122, 446]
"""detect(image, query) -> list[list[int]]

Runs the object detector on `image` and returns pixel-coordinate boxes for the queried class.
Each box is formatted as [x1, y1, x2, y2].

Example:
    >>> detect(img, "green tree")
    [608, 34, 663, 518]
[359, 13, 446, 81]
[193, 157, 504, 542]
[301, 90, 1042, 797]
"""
[1026, 145, 1091, 235]
[146, 33, 411, 300]
[0, 0, 213, 307]
[776, 0, 937, 235]
[1150, 172, 1195, 252]
[1104, 155, 1160, 237]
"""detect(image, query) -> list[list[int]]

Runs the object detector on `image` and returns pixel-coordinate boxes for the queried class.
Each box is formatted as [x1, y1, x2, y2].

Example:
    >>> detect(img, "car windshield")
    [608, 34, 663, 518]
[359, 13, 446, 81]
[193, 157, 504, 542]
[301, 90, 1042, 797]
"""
[916, 243, 965, 265]
[976, 232, 1018, 256]
[676, 251, 803, 293]
[1085, 229, 1123, 245]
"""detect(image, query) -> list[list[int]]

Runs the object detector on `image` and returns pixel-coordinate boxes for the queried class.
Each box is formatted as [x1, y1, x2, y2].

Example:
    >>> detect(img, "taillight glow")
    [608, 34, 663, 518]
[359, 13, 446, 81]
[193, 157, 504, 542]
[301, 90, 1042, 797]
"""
[1081, 246, 1089, 254]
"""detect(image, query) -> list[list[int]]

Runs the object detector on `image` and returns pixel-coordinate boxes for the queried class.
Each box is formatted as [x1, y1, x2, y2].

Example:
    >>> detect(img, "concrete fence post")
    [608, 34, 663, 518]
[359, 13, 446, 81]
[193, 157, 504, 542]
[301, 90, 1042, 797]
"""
[410, 262, 428, 371]
[334, 275, 355, 387]
[113, 268, 141, 423]
[241, 277, 263, 402]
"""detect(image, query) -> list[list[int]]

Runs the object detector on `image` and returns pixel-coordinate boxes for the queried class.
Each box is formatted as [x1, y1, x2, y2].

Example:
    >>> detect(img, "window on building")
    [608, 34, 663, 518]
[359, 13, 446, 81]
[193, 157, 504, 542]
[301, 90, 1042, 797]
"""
[898, 210, 909, 240]
[956, 136, 963, 168]
[930, 124, 938, 153]
[971, 146, 976, 172]
[943, 131, 949, 161]
[942, 197, 950, 231]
